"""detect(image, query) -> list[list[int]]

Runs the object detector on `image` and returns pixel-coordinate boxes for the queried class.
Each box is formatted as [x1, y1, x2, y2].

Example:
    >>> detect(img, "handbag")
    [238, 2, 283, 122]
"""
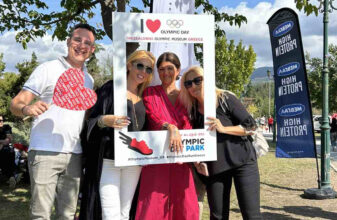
[250, 129, 269, 157]
[219, 92, 269, 158]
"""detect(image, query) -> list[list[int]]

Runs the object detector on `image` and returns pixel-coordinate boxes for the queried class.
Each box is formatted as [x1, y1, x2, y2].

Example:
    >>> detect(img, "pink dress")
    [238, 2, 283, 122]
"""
[135, 85, 199, 220]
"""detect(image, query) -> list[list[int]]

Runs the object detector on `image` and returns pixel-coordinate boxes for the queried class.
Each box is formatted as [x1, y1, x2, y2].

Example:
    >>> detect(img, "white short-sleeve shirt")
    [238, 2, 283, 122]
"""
[23, 57, 94, 153]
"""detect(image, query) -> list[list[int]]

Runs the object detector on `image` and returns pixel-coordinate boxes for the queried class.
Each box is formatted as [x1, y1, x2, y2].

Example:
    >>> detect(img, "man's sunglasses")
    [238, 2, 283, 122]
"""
[184, 76, 203, 89]
[134, 63, 153, 74]
[0, 120, 3, 122]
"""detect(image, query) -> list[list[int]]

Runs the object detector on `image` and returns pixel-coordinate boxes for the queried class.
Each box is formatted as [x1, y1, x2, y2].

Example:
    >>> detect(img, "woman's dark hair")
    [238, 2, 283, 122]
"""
[156, 52, 181, 70]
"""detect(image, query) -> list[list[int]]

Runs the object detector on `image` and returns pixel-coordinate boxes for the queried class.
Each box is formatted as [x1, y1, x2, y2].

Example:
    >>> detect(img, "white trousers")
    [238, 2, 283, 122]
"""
[99, 159, 141, 220]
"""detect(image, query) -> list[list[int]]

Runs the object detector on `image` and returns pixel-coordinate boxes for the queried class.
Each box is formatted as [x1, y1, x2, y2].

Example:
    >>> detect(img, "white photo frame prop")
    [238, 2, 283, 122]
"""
[113, 12, 216, 166]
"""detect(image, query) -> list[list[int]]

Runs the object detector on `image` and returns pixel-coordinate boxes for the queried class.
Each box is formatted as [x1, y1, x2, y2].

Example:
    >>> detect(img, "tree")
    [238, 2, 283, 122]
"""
[0, 0, 247, 50]
[215, 36, 256, 96]
[0, 72, 19, 116]
[0, 53, 39, 121]
[12, 52, 39, 97]
[306, 45, 337, 112]
[87, 53, 112, 89]
[243, 81, 275, 117]
[100, 53, 114, 78]
[247, 103, 259, 117]
[0, 53, 39, 144]
[0, 53, 5, 75]
[87, 54, 103, 89]
[86, 43, 112, 89]
[297, 0, 337, 113]
[0, 71, 31, 145]
[294, 0, 319, 16]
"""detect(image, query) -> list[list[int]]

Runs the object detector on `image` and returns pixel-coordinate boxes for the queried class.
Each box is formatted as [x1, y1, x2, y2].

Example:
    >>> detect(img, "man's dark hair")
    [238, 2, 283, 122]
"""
[69, 23, 96, 40]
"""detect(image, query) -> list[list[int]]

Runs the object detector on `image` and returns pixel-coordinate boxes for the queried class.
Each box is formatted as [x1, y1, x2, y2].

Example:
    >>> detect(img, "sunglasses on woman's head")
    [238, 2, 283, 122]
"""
[134, 63, 153, 74]
[184, 76, 203, 89]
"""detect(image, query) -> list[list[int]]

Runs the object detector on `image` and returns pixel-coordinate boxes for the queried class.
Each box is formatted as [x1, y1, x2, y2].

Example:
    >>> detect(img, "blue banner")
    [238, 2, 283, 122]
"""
[267, 8, 316, 158]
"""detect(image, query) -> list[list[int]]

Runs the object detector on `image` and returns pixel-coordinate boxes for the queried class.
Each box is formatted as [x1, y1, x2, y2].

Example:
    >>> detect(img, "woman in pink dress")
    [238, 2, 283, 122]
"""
[135, 52, 199, 220]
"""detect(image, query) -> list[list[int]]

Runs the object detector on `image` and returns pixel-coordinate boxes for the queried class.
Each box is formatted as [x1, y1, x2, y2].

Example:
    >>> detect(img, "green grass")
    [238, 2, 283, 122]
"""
[1, 151, 336, 220]
[0, 182, 30, 219]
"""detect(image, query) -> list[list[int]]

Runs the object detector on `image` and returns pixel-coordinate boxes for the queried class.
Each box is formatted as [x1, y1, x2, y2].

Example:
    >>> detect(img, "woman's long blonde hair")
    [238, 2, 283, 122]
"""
[179, 66, 204, 116]
[127, 50, 156, 96]
[215, 88, 236, 107]
[179, 66, 237, 117]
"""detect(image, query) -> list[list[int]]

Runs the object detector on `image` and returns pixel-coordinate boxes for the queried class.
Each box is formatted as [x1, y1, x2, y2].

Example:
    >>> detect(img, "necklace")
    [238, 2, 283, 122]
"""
[127, 91, 139, 130]
[132, 101, 139, 130]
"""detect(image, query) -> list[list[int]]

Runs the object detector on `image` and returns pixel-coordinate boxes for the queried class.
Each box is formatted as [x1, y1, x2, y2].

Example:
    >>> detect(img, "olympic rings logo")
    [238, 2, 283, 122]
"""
[166, 19, 183, 28]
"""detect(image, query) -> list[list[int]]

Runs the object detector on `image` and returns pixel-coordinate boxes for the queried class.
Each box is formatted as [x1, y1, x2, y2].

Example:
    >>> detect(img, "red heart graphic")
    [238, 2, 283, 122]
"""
[146, 19, 161, 33]
[53, 68, 97, 111]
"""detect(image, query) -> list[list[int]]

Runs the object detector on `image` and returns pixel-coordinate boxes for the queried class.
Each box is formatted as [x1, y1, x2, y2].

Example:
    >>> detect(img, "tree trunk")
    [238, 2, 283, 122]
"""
[116, 0, 125, 12]
[99, 0, 139, 56]
[99, 0, 114, 40]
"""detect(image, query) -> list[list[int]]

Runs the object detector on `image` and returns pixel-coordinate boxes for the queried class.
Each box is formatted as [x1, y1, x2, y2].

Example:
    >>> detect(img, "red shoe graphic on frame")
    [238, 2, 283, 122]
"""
[119, 132, 153, 155]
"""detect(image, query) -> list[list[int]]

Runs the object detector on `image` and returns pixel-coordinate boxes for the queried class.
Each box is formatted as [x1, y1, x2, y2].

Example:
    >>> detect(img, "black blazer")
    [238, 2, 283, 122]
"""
[206, 92, 257, 176]
[79, 80, 115, 220]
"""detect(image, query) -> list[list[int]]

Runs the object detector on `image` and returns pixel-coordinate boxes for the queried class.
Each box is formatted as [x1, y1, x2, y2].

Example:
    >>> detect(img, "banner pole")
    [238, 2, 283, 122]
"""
[313, 132, 320, 189]
[267, 7, 333, 198]
[303, 0, 336, 199]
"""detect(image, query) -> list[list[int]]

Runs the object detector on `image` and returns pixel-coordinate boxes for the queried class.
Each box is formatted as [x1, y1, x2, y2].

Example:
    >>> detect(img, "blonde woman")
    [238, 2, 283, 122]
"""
[80, 50, 155, 220]
[180, 66, 262, 220]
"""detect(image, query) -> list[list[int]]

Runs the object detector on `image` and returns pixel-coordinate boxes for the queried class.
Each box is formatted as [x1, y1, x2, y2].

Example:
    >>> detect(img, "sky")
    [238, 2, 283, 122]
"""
[0, 0, 337, 73]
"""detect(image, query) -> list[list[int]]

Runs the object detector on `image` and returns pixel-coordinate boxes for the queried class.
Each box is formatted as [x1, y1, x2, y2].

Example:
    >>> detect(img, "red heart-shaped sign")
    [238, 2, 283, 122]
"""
[146, 19, 161, 33]
[53, 68, 97, 111]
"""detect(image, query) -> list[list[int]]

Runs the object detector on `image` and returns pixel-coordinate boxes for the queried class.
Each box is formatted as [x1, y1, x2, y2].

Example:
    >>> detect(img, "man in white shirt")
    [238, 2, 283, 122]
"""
[10, 23, 96, 220]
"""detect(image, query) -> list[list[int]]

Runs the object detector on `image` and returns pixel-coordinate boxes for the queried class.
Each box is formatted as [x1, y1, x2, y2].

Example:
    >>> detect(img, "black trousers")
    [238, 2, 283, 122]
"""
[0, 145, 16, 178]
[206, 161, 262, 220]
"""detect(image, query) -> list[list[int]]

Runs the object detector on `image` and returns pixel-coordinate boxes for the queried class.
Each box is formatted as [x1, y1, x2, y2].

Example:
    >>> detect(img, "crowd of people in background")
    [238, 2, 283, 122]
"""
[255, 115, 274, 133]
[0, 115, 28, 188]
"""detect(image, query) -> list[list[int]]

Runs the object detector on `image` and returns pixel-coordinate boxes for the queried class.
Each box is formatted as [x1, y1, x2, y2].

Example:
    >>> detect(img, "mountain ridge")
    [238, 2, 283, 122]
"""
[251, 66, 274, 82]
